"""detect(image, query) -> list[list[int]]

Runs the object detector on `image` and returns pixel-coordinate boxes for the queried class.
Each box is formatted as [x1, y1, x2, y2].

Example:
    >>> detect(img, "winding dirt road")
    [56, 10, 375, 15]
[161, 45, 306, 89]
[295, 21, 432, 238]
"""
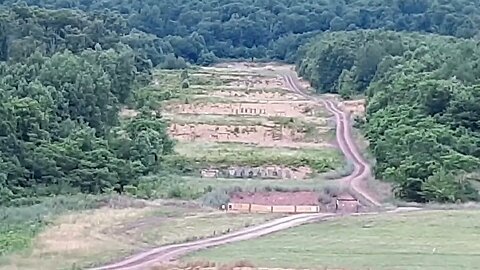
[283, 74, 380, 207]
[88, 72, 380, 270]
[89, 214, 335, 270]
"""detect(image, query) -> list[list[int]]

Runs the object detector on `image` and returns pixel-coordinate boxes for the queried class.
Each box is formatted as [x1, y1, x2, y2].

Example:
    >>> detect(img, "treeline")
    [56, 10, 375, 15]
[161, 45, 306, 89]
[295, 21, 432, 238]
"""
[2, 0, 480, 205]
[0, 5, 174, 205]
[298, 30, 480, 203]
[0, 4, 191, 68]
[3, 0, 480, 62]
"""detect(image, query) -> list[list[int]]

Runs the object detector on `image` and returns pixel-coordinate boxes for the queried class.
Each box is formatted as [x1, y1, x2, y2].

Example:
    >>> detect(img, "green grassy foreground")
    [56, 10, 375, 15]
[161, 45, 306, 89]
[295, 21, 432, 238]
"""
[185, 210, 480, 270]
[0, 199, 276, 270]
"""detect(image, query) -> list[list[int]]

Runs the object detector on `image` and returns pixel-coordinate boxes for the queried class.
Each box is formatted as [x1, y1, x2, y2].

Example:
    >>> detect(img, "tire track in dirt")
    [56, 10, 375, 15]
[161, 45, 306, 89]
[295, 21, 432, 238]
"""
[282, 74, 380, 206]
[88, 70, 381, 270]
[88, 213, 335, 270]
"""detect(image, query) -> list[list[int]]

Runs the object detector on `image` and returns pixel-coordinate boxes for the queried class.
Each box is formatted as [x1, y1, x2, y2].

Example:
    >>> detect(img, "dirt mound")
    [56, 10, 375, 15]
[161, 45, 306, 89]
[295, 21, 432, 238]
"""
[230, 192, 319, 206]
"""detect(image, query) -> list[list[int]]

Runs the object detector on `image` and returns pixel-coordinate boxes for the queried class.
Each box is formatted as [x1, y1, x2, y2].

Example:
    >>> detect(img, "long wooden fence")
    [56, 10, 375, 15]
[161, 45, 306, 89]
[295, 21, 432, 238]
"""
[227, 203, 320, 213]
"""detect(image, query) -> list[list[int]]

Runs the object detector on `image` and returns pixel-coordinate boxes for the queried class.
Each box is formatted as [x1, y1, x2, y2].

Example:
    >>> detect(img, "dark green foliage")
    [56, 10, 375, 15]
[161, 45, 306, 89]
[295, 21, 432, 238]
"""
[4, 0, 480, 63]
[159, 54, 188, 69]
[181, 79, 190, 89]
[1, 0, 479, 206]
[299, 30, 480, 202]
[0, 10, 175, 205]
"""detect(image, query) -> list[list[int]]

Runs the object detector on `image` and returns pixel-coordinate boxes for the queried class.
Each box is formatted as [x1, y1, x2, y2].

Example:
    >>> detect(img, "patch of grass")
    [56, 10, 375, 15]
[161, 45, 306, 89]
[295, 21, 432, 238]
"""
[268, 116, 327, 129]
[136, 68, 234, 108]
[0, 201, 276, 270]
[185, 210, 480, 270]
[165, 114, 269, 126]
[136, 212, 278, 248]
[291, 123, 334, 143]
[198, 183, 344, 207]
[135, 70, 184, 107]
[189, 73, 223, 87]
[151, 260, 256, 270]
[128, 176, 210, 200]
[0, 194, 115, 256]
[174, 142, 342, 172]
[209, 87, 290, 94]
[123, 175, 341, 205]
[164, 95, 234, 106]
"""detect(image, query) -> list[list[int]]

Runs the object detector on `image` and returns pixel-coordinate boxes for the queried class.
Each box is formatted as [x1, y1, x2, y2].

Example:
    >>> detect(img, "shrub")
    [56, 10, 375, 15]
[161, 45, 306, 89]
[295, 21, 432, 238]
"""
[201, 189, 230, 207]
[159, 54, 187, 69]
[181, 79, 190, 89]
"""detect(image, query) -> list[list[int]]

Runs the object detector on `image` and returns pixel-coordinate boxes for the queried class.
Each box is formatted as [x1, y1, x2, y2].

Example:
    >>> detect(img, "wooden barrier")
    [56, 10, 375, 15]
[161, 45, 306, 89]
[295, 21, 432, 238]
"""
[228, 203, 250, 212]
[227, 203, 320, 213]
[250, 204, 272, 213]
[296, 205, 320, 213]
[272, 205, 295, 213]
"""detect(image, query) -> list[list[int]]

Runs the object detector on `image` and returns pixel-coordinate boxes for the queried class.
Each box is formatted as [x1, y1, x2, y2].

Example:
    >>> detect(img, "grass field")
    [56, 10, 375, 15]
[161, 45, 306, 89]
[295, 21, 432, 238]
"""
[174, 142, 342, 173]
[185, 210, 480, 270]
[0, 200, 277, 270]
[179, 176, 336, 191]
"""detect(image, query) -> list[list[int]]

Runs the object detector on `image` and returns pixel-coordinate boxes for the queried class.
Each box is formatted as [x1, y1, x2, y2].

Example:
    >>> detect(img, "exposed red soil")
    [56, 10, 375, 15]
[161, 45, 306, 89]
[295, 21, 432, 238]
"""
[230, 192, 319, 206]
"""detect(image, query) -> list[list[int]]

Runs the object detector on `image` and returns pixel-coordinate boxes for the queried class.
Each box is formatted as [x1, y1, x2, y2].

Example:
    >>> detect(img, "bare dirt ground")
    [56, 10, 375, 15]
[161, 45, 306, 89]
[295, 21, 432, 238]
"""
[216, 75, 287, 90]
[167, 101, 320, 118]
[168, 123, 330, 146]
[119, 107, 139, 118]
[165, 65, 334, 160]
[230, 192, 319, 206]
[211, 62, 293, 74]
[208, 90, 304, 102]
[201, 165, 313, 180]
[339, 99, 366, 117]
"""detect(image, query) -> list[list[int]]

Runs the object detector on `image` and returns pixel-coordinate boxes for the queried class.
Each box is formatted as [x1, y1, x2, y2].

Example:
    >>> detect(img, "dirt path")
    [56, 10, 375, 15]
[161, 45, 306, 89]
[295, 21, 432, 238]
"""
[88, 70, 381, 270]
[283, 74, 380, 206]
[88, 214, 334, 270]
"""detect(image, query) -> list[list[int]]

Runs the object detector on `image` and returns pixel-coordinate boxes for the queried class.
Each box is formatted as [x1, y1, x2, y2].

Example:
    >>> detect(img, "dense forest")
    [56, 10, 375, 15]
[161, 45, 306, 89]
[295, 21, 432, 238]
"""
[0, 5, 175, 206]
[3, 0, 480, 63]
[0, 49, 175, 205]
[298, 30, 480, 203]
[1, 0, 480, 204]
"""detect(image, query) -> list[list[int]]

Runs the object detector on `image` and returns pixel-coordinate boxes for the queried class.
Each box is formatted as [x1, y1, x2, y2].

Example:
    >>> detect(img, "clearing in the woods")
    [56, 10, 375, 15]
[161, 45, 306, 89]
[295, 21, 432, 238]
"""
[1, 63, 351, 270]
[166, 63, 344, 178]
